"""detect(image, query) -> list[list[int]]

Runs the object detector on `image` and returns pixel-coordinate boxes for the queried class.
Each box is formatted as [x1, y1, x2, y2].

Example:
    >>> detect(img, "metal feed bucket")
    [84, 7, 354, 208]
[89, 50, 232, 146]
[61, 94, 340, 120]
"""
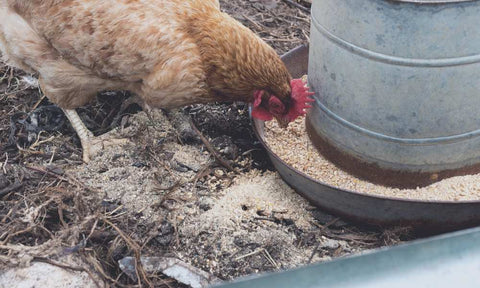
[253, 45, 480, 232]
[307, 0, 480, 187]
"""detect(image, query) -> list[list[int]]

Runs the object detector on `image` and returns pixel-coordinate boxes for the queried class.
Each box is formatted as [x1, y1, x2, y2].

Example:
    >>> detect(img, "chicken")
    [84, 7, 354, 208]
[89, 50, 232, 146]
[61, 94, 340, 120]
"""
[0, 0, 313, 162]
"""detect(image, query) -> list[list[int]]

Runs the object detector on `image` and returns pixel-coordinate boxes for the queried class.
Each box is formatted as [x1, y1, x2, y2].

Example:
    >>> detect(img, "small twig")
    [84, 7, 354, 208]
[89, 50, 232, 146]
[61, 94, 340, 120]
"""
[85, 218, 99, 243]
[191, 165, 211, 194]
[302, 29, 310, 42]
[29, 131, 55, 150]
[188, 118, 235, 172]
[83, 254, 135, 288]
[1, 207, 14, 223]
[323, 218, 341, 229]
[242, 14, 265, 31]
[32, 95, 46, 110]
[48, 147, 56, 165]
[0, 225, 35, 244]
[308, 217, 341, 264]
[235, 248, 265, 261]
[281, 0, 311, 13]
[103, 217, 153, 288]
[307, 243, 320, 264]
[254, 216, 277, 223]
[2, 152, 8, 174]
[323, 231, 378, 244]
[16, 145, 47, 157]
[263, 249, 279, 269]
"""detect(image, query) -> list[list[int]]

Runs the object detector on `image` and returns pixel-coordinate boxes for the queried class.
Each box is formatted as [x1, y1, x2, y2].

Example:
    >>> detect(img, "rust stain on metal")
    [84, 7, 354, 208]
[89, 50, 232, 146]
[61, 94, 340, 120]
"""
[305, 117, 480, 189]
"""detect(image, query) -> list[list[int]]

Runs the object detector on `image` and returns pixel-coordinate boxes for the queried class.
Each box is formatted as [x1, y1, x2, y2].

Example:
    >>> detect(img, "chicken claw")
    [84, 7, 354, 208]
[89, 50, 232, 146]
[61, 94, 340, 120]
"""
[62, 109, 130, 163]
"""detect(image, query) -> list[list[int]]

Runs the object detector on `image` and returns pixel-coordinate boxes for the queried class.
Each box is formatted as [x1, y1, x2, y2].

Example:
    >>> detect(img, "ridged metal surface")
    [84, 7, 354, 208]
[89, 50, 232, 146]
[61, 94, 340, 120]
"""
[216, 227, 480, 288]
[253, 45, 480, 232]
[307, 0, 480, 180]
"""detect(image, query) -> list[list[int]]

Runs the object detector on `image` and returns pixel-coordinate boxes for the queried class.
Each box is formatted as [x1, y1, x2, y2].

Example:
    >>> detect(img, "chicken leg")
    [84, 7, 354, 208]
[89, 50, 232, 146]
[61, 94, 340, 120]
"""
[62, 109, 130, 163]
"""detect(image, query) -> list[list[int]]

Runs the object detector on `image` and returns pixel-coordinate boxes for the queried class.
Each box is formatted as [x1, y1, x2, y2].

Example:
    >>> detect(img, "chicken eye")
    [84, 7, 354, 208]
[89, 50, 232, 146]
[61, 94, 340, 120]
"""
[268, 96, 286, 114]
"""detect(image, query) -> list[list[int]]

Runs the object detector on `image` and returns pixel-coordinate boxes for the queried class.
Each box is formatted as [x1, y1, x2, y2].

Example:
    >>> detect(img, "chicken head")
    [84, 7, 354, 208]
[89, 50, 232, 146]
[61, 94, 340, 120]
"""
[251, 78, 315, 127]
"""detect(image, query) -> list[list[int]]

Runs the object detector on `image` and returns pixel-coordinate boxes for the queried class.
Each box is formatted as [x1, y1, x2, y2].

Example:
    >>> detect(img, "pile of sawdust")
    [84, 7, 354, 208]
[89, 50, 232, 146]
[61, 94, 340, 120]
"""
[182, 170, 313, 233]
[178, 170, 339, 278]
[70, 110, 210, 223]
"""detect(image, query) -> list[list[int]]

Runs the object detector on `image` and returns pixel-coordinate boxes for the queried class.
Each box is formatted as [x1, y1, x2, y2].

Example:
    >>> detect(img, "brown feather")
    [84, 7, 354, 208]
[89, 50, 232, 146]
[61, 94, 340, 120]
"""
[0, 0, 291, 109]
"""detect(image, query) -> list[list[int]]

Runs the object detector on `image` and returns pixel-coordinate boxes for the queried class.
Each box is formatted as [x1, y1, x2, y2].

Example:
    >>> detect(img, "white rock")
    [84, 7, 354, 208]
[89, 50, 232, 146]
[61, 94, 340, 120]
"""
[0, 262, 97, 288]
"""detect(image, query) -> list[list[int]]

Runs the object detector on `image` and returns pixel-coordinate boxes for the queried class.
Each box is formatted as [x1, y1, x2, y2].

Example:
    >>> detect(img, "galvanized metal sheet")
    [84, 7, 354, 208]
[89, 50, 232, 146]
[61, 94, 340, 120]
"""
[215, 227, 480, 288]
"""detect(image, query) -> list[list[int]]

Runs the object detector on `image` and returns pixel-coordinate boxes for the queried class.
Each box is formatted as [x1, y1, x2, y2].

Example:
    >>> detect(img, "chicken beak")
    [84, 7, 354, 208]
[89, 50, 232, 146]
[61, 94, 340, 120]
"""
[275, 117, 290, 128]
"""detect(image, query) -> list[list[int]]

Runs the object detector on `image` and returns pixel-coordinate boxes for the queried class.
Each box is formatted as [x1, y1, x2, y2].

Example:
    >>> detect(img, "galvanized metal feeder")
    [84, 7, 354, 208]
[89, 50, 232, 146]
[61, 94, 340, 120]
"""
[308, 0, 480, 188]
[253, 0, 480, 232]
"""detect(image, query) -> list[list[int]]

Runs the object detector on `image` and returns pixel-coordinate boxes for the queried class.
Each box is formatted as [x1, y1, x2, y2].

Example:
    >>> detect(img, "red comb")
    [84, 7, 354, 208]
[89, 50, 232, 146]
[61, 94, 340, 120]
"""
[286, 78, 315, 122]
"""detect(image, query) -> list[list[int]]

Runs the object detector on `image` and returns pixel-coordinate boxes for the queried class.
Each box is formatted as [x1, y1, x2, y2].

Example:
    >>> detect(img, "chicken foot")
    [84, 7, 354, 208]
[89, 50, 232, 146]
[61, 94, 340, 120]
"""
[62, 109, 130, 163]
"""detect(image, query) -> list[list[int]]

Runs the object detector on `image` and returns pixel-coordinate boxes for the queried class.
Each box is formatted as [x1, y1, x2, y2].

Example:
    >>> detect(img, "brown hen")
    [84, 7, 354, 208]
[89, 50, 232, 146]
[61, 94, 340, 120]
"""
[0, 0, 312, 162]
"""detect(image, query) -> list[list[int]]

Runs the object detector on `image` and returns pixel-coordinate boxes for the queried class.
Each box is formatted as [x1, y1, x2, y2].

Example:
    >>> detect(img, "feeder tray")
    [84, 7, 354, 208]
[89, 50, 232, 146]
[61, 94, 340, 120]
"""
[252, 45, 480, 233]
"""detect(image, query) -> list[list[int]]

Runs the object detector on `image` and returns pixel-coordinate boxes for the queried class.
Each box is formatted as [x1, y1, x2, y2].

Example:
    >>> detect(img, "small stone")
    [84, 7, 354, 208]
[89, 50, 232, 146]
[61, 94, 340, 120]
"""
[320, 238, 341, 250]
[199, 203, 212, 211]
[132, 161, 148, 168]
[155, 222, 174, 246]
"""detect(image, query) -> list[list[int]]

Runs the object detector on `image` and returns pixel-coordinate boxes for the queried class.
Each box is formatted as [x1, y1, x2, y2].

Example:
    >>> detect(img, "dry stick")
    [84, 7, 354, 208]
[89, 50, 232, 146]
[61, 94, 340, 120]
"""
[8, 68, 14, 88]
[235, 248, 265, 261]
[1, 207, 14, 223]
[32, 95, 46, 110]
[323, 230, 378, 244]
[191, 165, 212, 194]
[307, 218, 342, 264]
[188, 118, 235, 172]
[2, 152, 8, 174]
[85, 218, 99, 243]
[242, 13, 265, 31]
[103, 217, 153, 288]
[281, 0, 311, 13]
[29, 133, 55, 150]
[263, 249, 279, 269]
[0, 225, 35, 245]
[83, 254, 135, 288]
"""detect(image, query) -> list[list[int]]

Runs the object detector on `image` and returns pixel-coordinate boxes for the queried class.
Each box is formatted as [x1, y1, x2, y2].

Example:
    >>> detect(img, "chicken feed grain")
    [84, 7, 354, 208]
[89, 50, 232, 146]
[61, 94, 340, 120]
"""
[264, 117, 480, 201]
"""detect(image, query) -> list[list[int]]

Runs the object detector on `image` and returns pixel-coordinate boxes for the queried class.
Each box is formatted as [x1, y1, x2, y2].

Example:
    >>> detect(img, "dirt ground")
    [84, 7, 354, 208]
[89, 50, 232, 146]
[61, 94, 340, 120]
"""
[0, 1, 414, 287]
